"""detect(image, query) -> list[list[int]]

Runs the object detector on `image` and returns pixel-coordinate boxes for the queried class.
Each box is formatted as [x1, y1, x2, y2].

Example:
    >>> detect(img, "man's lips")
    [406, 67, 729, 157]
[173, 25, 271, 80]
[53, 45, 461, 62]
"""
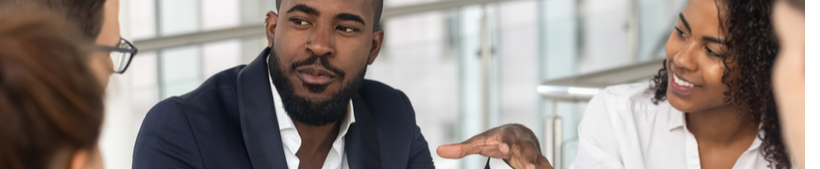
[295, 65, 338, 85]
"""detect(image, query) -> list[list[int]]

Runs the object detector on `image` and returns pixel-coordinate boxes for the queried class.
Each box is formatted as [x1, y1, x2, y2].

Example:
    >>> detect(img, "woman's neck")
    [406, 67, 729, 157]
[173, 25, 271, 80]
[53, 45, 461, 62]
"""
[685, 105, 759, 146]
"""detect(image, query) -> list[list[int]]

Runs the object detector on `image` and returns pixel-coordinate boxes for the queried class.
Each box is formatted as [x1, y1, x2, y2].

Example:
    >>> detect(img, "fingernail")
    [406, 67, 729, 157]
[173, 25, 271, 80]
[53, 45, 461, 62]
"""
[500, 143, 510, 154]
[528, 163, 536, 169]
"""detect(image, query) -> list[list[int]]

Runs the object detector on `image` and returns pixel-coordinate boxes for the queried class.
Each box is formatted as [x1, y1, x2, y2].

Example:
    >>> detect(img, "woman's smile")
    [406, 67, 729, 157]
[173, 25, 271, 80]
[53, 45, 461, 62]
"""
[669, 73, 698, 96]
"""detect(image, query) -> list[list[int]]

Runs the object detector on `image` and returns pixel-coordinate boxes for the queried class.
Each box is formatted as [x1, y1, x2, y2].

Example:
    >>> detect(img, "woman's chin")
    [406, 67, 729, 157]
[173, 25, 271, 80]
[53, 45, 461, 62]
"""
[667, 94, 696, 113]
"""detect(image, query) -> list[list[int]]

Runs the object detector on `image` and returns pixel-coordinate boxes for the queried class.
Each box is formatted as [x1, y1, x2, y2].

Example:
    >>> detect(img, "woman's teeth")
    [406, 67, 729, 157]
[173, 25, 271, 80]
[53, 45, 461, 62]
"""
[673, 74, 694, 87]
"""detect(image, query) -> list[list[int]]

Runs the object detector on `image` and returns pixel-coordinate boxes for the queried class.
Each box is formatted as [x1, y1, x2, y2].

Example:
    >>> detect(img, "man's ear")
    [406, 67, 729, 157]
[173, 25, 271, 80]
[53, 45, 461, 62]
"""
[265, 11, 278, 47]
[367, 29, 384, 65]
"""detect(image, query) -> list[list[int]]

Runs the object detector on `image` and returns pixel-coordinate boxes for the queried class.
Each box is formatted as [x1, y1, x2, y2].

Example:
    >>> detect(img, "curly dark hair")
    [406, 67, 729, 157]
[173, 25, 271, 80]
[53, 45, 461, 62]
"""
[648, 0, 790, 168]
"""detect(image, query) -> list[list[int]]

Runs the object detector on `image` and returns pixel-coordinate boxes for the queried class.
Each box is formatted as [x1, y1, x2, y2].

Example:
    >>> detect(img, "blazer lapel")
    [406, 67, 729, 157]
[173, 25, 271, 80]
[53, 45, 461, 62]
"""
[345, 93, 383, 168]
[237, 47, 289, 169]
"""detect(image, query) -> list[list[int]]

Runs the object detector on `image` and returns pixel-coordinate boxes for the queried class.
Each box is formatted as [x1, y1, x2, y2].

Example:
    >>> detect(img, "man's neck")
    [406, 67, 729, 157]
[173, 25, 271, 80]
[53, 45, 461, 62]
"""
[294, 121, 340, 154]
[686, 105, 758, 146]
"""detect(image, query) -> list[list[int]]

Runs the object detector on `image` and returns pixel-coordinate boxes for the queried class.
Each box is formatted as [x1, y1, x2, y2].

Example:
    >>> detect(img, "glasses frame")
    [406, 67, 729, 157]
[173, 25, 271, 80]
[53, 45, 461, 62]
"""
[96, 38, 138, 74]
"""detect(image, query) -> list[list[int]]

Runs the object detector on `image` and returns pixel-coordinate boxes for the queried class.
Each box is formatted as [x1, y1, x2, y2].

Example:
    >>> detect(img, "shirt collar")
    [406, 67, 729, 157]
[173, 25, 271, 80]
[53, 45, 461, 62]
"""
[747, 129, 764, 152]
[664, 100, 764, 151]
[665, 101, 686, 131]
[266, 57, 356, 133]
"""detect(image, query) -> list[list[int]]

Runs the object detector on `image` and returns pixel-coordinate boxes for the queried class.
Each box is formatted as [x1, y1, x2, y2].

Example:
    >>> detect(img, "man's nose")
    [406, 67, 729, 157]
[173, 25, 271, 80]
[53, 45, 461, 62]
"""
[306, 26, 335, 57]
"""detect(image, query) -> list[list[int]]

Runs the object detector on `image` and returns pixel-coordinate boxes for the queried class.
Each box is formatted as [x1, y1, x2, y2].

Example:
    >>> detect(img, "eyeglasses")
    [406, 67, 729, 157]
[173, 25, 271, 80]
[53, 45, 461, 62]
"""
[96, 38, 138, 74]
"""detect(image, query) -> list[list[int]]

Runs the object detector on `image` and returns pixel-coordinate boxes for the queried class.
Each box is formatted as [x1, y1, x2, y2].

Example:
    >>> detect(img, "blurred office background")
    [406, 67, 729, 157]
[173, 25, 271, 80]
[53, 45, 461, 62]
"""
[100, 0, 686, 168]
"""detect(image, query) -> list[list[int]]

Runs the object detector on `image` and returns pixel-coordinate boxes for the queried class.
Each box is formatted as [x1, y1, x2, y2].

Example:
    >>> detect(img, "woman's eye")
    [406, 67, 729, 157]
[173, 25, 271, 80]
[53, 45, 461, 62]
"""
[705, 47, 720, 57]
[675, 27, 688, 39]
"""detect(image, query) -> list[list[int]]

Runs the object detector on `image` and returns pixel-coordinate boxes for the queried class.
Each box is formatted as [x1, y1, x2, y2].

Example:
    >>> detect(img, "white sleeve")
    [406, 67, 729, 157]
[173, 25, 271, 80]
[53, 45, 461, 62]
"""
[574, 91, 624, 169]
[488, 158, 514, 169]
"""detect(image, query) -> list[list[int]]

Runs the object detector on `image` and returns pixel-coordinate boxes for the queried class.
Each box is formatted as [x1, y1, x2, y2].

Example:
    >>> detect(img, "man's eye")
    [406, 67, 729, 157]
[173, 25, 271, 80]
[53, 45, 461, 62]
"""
[291, 19, 310, 26]
[337, 26, 357, 32]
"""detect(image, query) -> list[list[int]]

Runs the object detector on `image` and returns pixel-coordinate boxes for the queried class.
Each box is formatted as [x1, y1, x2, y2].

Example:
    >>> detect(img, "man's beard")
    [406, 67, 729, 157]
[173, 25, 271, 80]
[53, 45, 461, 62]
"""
[268, 49, 366, 126]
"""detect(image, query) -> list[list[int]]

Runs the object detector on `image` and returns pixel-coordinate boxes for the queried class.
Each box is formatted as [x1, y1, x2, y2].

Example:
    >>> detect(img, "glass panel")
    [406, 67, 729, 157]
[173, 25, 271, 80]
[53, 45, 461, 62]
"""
[541, 0, 578, 80]
[456, 5, 485, 169]
[126, 0, 156, 40]
[496, 0, 540, 136]
[202, 40, 241, 77]
[159, 0, 200, 36]
[130, 51, 160, 127]
[131, 52, 158, 89]
[160, 45, 202, 98]
[239, 0, 261, 24]
[637, 0, 687, 61]
[132, 87, 159, 129]
[385, 0, 444, 7]
[240, 37, 268, 64]
[372, 9, 463, 169]
[577, 0, 631, 73]
[537, 1, 582, 168]
[239, 0, 277, 25]
[202, 0, 240, 30]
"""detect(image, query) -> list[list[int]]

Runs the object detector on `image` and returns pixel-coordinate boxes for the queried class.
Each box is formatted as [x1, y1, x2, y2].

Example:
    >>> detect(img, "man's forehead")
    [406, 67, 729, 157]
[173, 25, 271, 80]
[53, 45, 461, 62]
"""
[280, 0, 375, 16]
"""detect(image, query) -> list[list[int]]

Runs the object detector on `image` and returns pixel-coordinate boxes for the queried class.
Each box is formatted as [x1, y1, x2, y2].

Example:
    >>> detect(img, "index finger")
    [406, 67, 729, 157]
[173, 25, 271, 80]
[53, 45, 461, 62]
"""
[436, 143, 471, 158]
[437, 128, 507, 158]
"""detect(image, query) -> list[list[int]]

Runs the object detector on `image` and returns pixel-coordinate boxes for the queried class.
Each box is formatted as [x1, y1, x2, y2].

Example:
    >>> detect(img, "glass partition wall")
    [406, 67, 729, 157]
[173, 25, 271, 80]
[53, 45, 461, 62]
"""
[102, 0, 685, 168]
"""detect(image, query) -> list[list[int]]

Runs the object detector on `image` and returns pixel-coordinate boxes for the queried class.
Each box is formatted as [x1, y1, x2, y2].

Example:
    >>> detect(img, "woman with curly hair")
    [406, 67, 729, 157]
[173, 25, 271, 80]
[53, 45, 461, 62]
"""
[574, 0, 790, 168]
[438, 0, 794, 168]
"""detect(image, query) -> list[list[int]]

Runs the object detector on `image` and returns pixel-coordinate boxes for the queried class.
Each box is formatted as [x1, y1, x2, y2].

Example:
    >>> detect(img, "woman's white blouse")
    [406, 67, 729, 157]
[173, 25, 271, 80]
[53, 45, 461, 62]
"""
[574, 82, 771, 169]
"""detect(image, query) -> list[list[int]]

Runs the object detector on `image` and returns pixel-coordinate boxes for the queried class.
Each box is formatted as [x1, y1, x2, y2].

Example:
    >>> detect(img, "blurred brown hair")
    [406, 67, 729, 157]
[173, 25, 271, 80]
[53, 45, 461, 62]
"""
[0, 5, 104, 169]
[0, 0, 106, 40]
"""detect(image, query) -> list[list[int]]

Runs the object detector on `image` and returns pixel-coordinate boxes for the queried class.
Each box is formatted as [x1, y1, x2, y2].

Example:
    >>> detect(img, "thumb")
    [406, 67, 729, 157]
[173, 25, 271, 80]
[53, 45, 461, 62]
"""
[436, 143, 470, 159]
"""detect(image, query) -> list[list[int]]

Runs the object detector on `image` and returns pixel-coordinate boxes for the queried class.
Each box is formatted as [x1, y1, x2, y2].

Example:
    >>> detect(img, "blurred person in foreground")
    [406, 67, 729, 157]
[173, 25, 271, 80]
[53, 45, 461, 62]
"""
[439, 0, 793, 168]
[771, 0, 804, 168]
[0, 0, 137, 88]
[132, 0, 545, 168]
[0, 6, 105, 169]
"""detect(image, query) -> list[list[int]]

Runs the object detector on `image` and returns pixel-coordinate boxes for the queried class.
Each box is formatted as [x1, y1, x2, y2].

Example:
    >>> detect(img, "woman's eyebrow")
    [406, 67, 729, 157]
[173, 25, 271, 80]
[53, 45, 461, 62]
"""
[703, 36, 726, 45]
[679, 13, 691, 31]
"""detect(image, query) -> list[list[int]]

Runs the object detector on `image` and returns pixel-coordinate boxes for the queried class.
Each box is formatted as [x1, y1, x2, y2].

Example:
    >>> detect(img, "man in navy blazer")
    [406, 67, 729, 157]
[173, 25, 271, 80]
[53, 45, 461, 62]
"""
[133, 0, 551, 168]
[132, 0, 435, 168]
[133, 46, 433, 168]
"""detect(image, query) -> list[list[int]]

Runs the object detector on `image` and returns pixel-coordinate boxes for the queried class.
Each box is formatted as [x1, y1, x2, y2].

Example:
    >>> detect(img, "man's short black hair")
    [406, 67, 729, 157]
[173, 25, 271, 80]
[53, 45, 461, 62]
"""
[0, 0, 106, 40]
[275, 0, 383, 29]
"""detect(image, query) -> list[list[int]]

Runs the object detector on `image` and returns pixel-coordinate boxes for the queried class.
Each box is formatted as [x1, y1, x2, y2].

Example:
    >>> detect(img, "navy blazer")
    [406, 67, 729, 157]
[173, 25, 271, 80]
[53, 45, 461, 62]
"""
[133, 48, 435, 169]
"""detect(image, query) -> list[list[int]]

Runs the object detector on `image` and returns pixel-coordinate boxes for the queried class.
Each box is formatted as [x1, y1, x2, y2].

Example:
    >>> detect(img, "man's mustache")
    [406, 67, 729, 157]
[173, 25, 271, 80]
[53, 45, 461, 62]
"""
[290, 54, 346, 79]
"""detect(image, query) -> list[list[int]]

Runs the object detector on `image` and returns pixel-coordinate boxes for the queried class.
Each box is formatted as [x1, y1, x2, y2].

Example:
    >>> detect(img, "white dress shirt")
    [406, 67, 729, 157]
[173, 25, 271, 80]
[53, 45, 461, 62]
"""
[574, 82, 770, 169]
[267, 61, 355, 169]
